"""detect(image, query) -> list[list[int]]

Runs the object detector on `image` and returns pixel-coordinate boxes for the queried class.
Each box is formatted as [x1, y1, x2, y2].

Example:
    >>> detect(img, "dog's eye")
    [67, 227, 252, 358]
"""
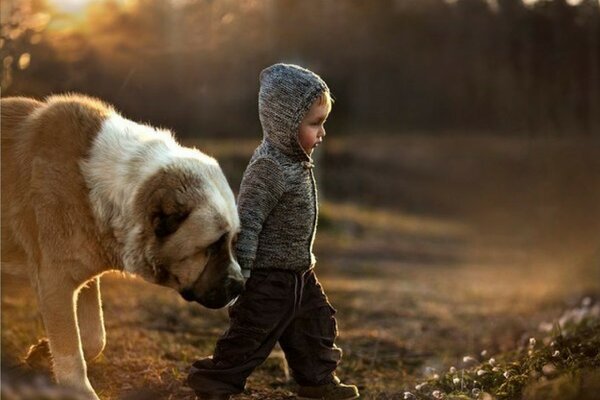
[207, 233, 227, 255]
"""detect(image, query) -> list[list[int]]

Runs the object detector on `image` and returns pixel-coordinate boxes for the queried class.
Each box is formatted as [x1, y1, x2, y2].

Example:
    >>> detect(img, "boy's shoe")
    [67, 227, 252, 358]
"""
[297, 377, 360, 400]
[195, 394, 231, 400]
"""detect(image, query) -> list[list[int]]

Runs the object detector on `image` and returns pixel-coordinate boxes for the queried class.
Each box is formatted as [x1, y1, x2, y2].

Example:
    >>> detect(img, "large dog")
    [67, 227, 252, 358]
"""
[1, 94, 244, 399]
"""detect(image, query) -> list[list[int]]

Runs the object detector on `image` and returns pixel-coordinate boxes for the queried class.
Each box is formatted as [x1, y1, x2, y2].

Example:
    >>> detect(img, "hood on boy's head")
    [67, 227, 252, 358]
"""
[258, 63, 329, 159]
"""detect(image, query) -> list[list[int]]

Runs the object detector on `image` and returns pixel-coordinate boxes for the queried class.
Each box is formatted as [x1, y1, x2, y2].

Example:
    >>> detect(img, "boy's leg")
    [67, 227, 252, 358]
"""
[278, 271, 342, 387]
[188, 270, 298, 396]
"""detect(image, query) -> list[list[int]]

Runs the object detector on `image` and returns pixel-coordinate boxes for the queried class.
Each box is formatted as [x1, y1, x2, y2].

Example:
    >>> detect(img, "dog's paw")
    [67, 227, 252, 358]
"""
[25, 338, 52, 372]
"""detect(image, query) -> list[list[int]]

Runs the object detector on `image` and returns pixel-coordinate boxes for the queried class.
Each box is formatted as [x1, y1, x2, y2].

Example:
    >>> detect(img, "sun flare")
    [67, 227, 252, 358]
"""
[49, 0, 97, 13]
[49, 0, 127, 15]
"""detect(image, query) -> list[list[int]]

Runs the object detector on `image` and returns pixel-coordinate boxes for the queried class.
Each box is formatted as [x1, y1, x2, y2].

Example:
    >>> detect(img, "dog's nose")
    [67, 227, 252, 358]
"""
[227, 277, 245, 298]
[180, 288, 195, 302]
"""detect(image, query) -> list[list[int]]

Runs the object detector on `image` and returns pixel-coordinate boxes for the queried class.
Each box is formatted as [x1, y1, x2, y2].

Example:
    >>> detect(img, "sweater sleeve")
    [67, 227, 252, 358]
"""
[235, 157, 286, 274]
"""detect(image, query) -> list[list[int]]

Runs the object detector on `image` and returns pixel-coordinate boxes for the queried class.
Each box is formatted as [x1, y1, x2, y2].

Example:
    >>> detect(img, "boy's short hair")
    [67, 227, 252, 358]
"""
[318, 91, 333, 114]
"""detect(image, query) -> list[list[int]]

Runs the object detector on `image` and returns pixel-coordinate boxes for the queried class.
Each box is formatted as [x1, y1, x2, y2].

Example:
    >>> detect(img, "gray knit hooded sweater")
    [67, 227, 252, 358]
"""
[236, 63, 329, 277]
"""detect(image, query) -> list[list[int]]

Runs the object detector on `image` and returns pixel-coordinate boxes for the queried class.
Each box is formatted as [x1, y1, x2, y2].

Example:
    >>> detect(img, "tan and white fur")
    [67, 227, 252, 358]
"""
[1, 94, 244, 399]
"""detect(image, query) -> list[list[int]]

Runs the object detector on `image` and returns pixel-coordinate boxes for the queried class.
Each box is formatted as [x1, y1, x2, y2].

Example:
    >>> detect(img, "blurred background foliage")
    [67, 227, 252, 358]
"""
[2, 3, 600, 398]
[2, 0, 599, 138]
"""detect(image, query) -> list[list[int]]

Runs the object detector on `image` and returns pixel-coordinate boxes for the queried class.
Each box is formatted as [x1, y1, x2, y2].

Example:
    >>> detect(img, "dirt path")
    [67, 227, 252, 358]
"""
[2, 135, 599, 399]
[3, 218, 597, 399]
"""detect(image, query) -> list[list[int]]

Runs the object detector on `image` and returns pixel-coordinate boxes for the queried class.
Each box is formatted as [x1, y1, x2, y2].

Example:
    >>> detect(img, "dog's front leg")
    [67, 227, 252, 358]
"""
[78, 278, 106, 362]
[36, 270, 100, 400]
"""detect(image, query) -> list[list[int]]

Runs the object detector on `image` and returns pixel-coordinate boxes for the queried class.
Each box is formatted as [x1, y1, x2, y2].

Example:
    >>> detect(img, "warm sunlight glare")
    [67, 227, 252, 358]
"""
[50, 0, 96, 13]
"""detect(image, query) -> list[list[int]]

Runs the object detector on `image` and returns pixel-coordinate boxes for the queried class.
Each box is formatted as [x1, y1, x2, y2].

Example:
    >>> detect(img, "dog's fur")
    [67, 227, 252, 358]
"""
[1, 94, 244, 399]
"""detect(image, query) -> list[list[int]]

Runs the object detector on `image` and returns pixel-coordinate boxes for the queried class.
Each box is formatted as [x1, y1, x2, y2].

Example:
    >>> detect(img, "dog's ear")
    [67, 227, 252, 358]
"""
[153, 210, 190, 238]
[148, 187, 191, 238]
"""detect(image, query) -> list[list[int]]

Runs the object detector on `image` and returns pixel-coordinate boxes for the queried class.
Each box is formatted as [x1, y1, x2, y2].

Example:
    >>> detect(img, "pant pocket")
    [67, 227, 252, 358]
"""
[321, 305, 338, 341]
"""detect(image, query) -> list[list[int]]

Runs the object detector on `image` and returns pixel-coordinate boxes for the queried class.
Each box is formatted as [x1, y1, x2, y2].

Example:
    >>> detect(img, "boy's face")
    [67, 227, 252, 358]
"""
[298, 98, 330, 155]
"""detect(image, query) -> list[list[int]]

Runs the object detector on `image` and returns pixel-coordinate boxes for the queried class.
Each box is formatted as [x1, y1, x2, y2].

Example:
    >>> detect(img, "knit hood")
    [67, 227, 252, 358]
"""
[258, 63, 329, 162]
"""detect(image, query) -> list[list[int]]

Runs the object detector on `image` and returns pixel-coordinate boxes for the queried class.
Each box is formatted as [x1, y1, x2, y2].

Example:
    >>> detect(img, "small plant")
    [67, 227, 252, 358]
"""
[404, 298, 600, 399]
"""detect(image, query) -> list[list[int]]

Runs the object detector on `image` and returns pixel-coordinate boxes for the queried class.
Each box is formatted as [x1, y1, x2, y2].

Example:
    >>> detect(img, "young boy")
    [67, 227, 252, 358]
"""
[187, 63, 359, 400]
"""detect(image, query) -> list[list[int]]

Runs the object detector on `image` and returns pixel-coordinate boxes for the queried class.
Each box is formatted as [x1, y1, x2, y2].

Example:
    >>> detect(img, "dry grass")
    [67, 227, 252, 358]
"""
[3, 245, 597, 399]
[2, 135, 599, 399]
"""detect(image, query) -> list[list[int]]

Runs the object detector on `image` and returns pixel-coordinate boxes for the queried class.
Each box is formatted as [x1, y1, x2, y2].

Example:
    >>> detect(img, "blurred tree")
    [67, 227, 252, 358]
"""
[4, 0, 599, 137]
[1, 0, 50, 90]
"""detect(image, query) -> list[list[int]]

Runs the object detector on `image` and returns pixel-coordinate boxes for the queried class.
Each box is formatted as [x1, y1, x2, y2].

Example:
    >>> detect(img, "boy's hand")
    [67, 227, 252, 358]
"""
[241, 268, 251, 283]
[237, 255, 253, 283]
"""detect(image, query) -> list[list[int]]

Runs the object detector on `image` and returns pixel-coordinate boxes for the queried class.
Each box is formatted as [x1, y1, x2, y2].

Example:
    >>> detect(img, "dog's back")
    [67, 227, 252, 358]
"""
[1, 97, 42, 132]
[1, 97, 43, 176]
[1, 95, 110, 276]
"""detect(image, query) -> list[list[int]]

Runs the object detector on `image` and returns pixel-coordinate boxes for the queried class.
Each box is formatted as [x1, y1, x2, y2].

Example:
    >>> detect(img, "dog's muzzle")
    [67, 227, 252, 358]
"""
[179, 276, 245, 309]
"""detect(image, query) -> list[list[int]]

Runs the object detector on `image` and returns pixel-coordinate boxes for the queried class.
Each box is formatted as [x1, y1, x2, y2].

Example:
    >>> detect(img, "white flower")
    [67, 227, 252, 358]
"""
[503, 371, 511, 379]
[449, 366, 457, 373]
[453, 377, 460, 385]
[415, 383, 427, 391]
[433, 373, 439, 380]
[489, 358, 496, 366]
[552, 350, 560, 357]
[477, 369, 487, 376]
[582, 297, 592, 307]
[529, 337, 536, 347]
[432, 390, 443, 399]
[403, 392, 415, 399]
[463, 356, 477, 364]
[492, 367, 500, 372]
[480, 350, 488, 357]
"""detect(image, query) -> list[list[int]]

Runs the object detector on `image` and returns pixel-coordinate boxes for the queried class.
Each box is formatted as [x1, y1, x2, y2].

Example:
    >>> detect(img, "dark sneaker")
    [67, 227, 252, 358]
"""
[195, 394, 231, 400]
[297, 377, 360, 400]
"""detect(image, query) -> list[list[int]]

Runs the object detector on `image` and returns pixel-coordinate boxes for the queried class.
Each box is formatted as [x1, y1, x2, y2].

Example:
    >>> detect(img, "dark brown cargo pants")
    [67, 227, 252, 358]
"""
[187, 269, 342, 396]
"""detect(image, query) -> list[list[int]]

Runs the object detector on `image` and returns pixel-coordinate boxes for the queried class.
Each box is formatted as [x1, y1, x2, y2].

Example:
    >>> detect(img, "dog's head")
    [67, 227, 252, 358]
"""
[133, 156, 244, 309]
